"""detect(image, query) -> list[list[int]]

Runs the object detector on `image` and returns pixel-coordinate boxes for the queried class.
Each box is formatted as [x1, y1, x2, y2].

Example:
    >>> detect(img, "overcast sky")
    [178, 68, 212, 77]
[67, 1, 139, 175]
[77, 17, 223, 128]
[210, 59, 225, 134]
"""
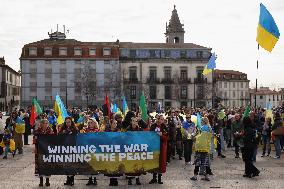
[0, 0, 283, 89]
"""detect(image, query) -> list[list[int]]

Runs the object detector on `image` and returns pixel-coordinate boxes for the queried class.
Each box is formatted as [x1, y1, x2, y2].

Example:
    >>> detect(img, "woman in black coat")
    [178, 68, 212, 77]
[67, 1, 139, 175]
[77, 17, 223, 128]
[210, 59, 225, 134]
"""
[241, 117, 260, 178]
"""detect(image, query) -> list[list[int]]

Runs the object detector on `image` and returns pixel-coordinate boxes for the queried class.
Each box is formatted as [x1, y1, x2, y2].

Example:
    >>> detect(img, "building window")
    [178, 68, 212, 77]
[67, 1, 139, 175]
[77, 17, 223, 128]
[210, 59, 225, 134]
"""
[129, 67, 137, 80]
[45, 87, 52, 93]
[260, 95, 263, 99]
[241, 82, 243, 88]
[165, 101, 172, 108]
[30, 87, 37, 92]
[103, 48, 111, 56]
[224, 91, 227, 98]
[130, 86, 136, 99]
[233, 82, 235, 88]
[149, 86, 156, 99]
[197, 86, 204, 99]
[59, 47, 67, 56]
[224, 82, 227, 88]
[45, 60, 51, 66]
[277, 95, 279, 101]
[273, 95, 275, 101]
[30, 60, 36, 67]
[181, 86, 187, 99]
[44, 47, 52, 56]
[196, 51, 203, 58]
[129, 50, 136, 58]
[45, 96, 52, 100]
[60, 86, 66, 93]
[180, 50, 186, 58]
[196, 69, 203, 80]
[29, 47, 37, 56]
[74, 68, 81, 76]
[233, 91, 236, 98]
[89, 48, 96, 56]
[45, 72, 52, 78]
[149, 50, 156, 58]
[149, 67, 157, 80]
[165, 86, 171, 99]
[164, 50, 171, 58]
[164, 67, 171, 79]
[180, 69, 188, 80]
[180, 101, 187, 108]
[45, 82, 52, 87]
[174, 37, 179, 43]
[60, 71, 66, 79]
[75, 82, 81, 93]
[30, 73, 36, 79]
[232, 75, 235, 79]
[74, 47, 82, 56]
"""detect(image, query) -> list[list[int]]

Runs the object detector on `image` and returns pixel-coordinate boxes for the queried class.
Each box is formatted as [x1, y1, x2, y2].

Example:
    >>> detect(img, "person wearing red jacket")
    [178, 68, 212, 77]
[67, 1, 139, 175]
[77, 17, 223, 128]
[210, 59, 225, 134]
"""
[149, 114, 168, 184]
[34, 119, 54, 187]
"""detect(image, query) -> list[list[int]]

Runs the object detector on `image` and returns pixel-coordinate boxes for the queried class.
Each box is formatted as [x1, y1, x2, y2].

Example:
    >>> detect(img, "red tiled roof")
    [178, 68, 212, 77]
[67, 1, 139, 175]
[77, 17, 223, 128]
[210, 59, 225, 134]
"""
[119, 42, 210, 49]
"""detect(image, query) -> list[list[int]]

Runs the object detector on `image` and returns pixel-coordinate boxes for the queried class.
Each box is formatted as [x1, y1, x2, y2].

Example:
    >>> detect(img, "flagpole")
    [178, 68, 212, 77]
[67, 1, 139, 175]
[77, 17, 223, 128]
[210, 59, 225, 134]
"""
[255, 44, 259, 110]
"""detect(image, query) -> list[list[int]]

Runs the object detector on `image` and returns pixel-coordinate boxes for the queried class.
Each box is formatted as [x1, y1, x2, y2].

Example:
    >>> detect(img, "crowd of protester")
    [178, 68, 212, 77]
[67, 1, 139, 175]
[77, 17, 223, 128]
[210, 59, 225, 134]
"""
[1, 102, 284, 187]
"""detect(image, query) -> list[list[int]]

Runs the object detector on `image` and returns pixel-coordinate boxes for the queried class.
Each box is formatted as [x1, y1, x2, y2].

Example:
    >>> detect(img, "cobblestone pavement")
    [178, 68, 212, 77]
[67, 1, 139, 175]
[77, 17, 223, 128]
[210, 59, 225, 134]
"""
[0, 118, 284, 188]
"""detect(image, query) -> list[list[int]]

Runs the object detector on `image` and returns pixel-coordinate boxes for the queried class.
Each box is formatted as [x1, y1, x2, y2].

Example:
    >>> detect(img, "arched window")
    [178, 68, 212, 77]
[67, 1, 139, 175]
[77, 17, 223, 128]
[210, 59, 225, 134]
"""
[174, 37, 179, 43]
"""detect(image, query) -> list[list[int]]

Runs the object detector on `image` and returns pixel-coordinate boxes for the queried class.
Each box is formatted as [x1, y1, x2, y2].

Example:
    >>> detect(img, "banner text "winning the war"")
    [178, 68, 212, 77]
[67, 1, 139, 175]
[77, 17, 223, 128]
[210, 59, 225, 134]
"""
[42, 144, 154, 163]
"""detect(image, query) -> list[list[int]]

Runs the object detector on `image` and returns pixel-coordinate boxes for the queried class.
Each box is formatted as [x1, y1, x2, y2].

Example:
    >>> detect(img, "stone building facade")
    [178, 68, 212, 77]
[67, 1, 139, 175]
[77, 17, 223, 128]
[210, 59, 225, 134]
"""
[250, 87, 283, 108]
[20, 32, 120, 108]
[120, 6, 213, 110]
[0, 57, 21, 111]
[214, 69, 250, 108]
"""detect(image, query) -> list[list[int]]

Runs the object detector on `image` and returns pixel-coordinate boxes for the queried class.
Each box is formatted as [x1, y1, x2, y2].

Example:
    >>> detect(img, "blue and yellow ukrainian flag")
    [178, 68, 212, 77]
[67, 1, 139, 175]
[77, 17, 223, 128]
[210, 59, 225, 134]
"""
[256, 3, 280, 52]
[122, 96, 129, 116]
[54, 95, 68, 125]
[15, 116, 25, 134]
[203, 53, 216, 75]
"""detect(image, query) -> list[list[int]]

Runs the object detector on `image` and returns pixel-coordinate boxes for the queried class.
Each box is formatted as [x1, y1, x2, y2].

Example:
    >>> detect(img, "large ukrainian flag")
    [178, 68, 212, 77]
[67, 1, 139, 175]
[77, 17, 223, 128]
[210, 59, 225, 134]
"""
[256, 3, 280, 52]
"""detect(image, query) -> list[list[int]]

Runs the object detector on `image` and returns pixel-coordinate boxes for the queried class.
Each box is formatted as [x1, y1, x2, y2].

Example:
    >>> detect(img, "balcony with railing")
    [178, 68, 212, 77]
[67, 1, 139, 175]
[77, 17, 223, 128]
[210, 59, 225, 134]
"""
[178, 77, 191, 84]
[123, 78, 139, 84]
[161, 78, 174, 84]
[194, 77, 207, 84]
[146, 77, 160, 84]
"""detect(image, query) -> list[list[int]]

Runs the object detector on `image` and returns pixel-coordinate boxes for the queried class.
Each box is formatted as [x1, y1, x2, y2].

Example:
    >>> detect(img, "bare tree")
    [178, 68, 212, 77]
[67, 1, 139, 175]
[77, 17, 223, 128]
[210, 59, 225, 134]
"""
[80, 62, 96, 107]
[172, 70, 180, 101]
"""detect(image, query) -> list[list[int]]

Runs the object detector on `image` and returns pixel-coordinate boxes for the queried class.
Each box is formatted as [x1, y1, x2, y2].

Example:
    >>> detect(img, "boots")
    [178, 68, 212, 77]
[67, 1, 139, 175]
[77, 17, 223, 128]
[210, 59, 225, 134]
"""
[128, 177, 132, 185]
[86, 177, 93, 185]
[64, 176, 71, 185]
[177, 149, 182, 160]
[136, 177, 141, 185]
[109, 178, 114, 186]
[149, 173, 157, 184]
[45, 178, 50, 186]
[109, 178, 118, 186]
[70, 176, 74, 186]
[158, 174, 163, 184]
[93, 177, 97, 185]
[113, 178, 118, 186]
[39, 177, 43, 187]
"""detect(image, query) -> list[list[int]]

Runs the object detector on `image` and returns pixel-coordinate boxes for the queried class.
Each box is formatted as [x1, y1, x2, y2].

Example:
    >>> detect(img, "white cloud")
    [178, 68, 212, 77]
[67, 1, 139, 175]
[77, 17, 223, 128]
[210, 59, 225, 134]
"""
[0, 0, 283, 88]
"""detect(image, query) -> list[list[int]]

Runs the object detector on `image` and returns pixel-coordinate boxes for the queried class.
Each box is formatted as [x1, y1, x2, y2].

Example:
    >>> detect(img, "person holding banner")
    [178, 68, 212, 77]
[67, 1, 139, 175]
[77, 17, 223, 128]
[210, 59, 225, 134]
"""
[104, 118, 121, 186]
[82, 118, 99, 186]
[125, 117, 143, 185]
[34, 119, 53, 187]
[58, 117, 78, 186]
[149, 114, 168, 184]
